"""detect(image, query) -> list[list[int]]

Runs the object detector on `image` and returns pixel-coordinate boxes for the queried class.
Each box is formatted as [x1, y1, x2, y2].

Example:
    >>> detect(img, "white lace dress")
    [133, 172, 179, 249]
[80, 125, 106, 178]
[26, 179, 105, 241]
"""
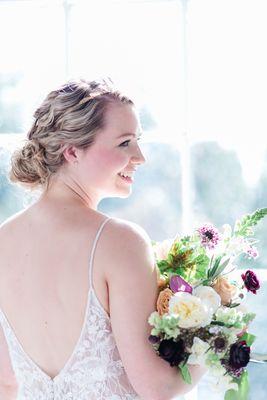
[0, 217, 139, 400]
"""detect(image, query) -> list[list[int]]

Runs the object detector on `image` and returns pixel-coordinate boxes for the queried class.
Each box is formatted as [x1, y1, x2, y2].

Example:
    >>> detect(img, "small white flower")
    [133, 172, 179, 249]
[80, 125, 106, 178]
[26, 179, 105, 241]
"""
[215, 307, 242, 325]
[235, 303, 248, 314]
[209, 326, 223, 334]
[225, 329, 239, 345]
[148, 311, 161, 326]
[222, 224, 232, 239]
[187, 337, 210, 365]
[227, 237, 247, 256]
[213, 374, 239, 393]
[209, 363, 226, 378]
[169, 292, 213, 329]
[193, 285, 221, 313]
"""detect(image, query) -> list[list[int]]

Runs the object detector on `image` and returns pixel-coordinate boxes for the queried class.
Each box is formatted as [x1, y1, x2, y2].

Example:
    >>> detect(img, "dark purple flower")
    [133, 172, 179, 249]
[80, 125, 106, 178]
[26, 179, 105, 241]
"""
[197, 224, 220, 250]
[241, 270, 260, 294]
[148, 335, 160, 344]
[229, 341, 250, 369]
[170, 275, 192, 294]
[158, 338, 185, 367]
[213, 337, 227, 352]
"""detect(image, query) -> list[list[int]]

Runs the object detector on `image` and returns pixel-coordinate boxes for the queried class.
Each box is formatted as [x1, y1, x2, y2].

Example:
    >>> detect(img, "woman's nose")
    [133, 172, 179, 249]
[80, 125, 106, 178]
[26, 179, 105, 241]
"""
[132, 145, 146, 165]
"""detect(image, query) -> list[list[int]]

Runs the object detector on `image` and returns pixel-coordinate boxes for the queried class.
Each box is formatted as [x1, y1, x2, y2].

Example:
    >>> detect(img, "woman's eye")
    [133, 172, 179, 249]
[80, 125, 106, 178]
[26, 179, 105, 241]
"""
[119, 137, 142, 147]
[119, 140, 130, 147]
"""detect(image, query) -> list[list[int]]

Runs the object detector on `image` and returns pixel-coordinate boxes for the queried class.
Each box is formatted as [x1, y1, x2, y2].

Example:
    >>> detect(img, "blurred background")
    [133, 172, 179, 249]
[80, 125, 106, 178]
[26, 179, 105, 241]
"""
[0, 0, 266, 398]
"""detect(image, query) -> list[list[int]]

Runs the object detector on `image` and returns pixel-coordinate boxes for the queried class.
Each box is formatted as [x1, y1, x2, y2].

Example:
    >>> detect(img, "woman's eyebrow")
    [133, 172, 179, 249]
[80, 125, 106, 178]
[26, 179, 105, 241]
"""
[117, 131, 143, 139]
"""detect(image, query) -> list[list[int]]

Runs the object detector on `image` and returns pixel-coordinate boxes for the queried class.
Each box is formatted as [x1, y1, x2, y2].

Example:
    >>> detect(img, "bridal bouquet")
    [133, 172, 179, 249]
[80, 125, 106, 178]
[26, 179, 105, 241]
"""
[148, 208, 267, 400]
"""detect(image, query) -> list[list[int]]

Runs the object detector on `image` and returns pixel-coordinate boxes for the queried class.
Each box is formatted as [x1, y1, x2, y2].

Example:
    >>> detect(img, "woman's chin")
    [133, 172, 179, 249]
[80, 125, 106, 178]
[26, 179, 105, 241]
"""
[117, 188, 132, 198]
[114, 185, 132, 198]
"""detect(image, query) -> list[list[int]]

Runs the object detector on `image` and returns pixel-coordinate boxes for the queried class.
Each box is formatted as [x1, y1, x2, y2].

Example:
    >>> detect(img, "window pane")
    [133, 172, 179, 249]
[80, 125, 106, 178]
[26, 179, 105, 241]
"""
[187, 1, 267, 398]
[68, 0, 185, 137]
[0, 0, 65, 134]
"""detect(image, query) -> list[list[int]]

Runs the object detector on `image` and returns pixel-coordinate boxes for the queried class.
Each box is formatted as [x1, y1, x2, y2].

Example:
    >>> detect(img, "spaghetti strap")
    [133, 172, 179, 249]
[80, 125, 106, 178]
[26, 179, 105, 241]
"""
[88, 217, 112, 289]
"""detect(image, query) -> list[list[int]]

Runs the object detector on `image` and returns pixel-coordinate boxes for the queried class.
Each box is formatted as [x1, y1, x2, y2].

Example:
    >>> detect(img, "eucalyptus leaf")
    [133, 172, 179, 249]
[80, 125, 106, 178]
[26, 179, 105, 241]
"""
[178, 363, 192, 384]
[225, 389, 239, 400]
[238, 371, 249, 400]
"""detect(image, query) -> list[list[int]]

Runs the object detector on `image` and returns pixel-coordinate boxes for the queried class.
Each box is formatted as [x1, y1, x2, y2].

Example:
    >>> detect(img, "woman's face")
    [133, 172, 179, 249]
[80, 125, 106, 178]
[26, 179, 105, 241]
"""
[72, 103, 146, 203]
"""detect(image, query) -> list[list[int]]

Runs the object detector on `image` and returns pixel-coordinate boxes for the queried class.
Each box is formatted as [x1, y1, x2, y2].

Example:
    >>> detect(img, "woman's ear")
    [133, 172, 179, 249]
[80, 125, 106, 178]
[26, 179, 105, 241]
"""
[62, 145, 81, 165]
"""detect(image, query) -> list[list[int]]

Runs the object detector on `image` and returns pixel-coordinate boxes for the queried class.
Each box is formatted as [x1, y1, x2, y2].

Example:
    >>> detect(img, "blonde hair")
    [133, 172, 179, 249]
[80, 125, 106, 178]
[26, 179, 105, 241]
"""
[9, 78, 134, 192]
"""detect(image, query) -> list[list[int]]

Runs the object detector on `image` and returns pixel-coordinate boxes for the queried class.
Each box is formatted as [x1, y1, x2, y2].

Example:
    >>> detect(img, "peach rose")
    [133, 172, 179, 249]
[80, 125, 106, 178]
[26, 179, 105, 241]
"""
[212, 276, 237, 305]
[156, 288, 173, 316]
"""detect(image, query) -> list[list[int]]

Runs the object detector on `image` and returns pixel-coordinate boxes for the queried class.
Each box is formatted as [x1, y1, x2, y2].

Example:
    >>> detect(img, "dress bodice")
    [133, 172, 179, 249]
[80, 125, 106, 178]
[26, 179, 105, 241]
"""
[0, 217, 139, 400]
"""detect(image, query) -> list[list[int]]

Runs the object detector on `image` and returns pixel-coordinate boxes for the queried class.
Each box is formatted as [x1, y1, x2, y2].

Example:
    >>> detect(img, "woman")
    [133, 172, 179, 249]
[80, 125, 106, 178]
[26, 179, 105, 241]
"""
[0, 78, 206, 399]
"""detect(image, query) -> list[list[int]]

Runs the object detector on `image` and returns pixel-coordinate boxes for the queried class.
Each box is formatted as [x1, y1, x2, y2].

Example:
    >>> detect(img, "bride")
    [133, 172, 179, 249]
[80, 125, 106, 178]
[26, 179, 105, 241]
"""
[0, 78, 206, 399]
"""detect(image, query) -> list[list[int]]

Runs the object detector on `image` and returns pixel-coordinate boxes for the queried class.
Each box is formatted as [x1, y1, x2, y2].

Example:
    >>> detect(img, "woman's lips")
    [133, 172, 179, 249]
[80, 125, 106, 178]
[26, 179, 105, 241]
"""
[117, 173, 133, 183]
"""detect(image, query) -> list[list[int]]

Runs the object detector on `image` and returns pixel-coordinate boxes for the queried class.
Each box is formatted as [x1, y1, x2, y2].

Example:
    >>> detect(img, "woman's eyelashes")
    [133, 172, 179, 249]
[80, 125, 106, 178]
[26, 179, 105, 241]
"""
[119, 138, 141, 147]
[119, 140, 130, 147]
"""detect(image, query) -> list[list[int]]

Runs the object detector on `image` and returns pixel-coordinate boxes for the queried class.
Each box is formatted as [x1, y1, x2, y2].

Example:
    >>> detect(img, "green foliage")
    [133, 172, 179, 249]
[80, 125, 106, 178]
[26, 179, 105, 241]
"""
[242, 313, 256, 325]
[225, 371, 249, 400]
[225, 389, 239, 400]
[178, 363, 192, 384]
[239, 333, 256, 347]
[234, 208, 267, 237]
[149, 312, 180, 339]
[156, 238, 209, 283]
[156, 259, 171, 272]
[237, 371, 249, 400]
[207, 256, 230, 280]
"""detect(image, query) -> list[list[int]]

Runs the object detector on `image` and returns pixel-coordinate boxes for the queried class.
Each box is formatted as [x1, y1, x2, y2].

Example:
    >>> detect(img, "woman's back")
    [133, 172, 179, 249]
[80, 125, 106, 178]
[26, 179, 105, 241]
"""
[0, 203, 140, 399]
[0, 79, 205, 399]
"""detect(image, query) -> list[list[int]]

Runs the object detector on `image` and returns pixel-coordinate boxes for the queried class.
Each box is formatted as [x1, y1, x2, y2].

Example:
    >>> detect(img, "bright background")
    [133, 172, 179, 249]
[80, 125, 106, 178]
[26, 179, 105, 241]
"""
[0, 0, 266, 398]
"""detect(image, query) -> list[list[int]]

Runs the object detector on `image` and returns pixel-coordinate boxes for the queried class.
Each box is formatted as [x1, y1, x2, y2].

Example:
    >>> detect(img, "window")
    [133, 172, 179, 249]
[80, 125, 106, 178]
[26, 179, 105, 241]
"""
[0, 1, 266, 398]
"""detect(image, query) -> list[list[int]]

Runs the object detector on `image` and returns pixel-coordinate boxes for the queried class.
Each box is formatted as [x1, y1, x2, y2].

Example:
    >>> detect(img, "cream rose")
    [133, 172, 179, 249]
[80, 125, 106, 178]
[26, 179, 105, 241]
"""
[168, 292, 213, 328]
[211, 276, 237, 305]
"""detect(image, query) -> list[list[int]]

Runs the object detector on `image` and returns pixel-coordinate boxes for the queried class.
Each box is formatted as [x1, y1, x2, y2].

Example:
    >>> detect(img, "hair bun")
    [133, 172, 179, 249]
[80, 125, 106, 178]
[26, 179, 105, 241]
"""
[9, 140, 49, 188]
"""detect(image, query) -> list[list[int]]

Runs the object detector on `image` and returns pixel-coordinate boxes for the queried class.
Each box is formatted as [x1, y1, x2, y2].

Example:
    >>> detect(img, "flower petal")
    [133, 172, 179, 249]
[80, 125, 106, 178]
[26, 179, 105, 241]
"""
[170, 275, 192, 294]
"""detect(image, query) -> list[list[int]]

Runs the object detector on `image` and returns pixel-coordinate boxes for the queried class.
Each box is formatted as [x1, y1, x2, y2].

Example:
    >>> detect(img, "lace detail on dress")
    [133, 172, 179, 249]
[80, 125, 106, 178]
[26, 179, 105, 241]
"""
[0, 217, 140, 400]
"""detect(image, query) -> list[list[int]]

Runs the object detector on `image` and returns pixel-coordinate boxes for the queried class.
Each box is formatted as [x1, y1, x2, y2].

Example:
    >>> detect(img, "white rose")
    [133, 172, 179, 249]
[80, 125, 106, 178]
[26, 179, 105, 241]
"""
[193, 285, 221, 313]
[168, 292, 213, 329]
[187, 337, 210, 365]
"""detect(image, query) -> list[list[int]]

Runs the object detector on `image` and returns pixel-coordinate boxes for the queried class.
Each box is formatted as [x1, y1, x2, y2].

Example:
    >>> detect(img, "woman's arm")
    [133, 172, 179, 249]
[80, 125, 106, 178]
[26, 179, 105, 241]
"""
[0, 383, 18, 400]
[104, 219, 207, 400]
[0, 325, 18, 399]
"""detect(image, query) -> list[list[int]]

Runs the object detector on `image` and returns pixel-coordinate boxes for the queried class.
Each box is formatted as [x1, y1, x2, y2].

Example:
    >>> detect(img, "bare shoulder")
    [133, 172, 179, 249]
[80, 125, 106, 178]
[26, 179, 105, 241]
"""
[0, 210, 25, 244]
[0, 209, 26, 231]
[103, 217, 155, 281]
[106, 216, 152, 248]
